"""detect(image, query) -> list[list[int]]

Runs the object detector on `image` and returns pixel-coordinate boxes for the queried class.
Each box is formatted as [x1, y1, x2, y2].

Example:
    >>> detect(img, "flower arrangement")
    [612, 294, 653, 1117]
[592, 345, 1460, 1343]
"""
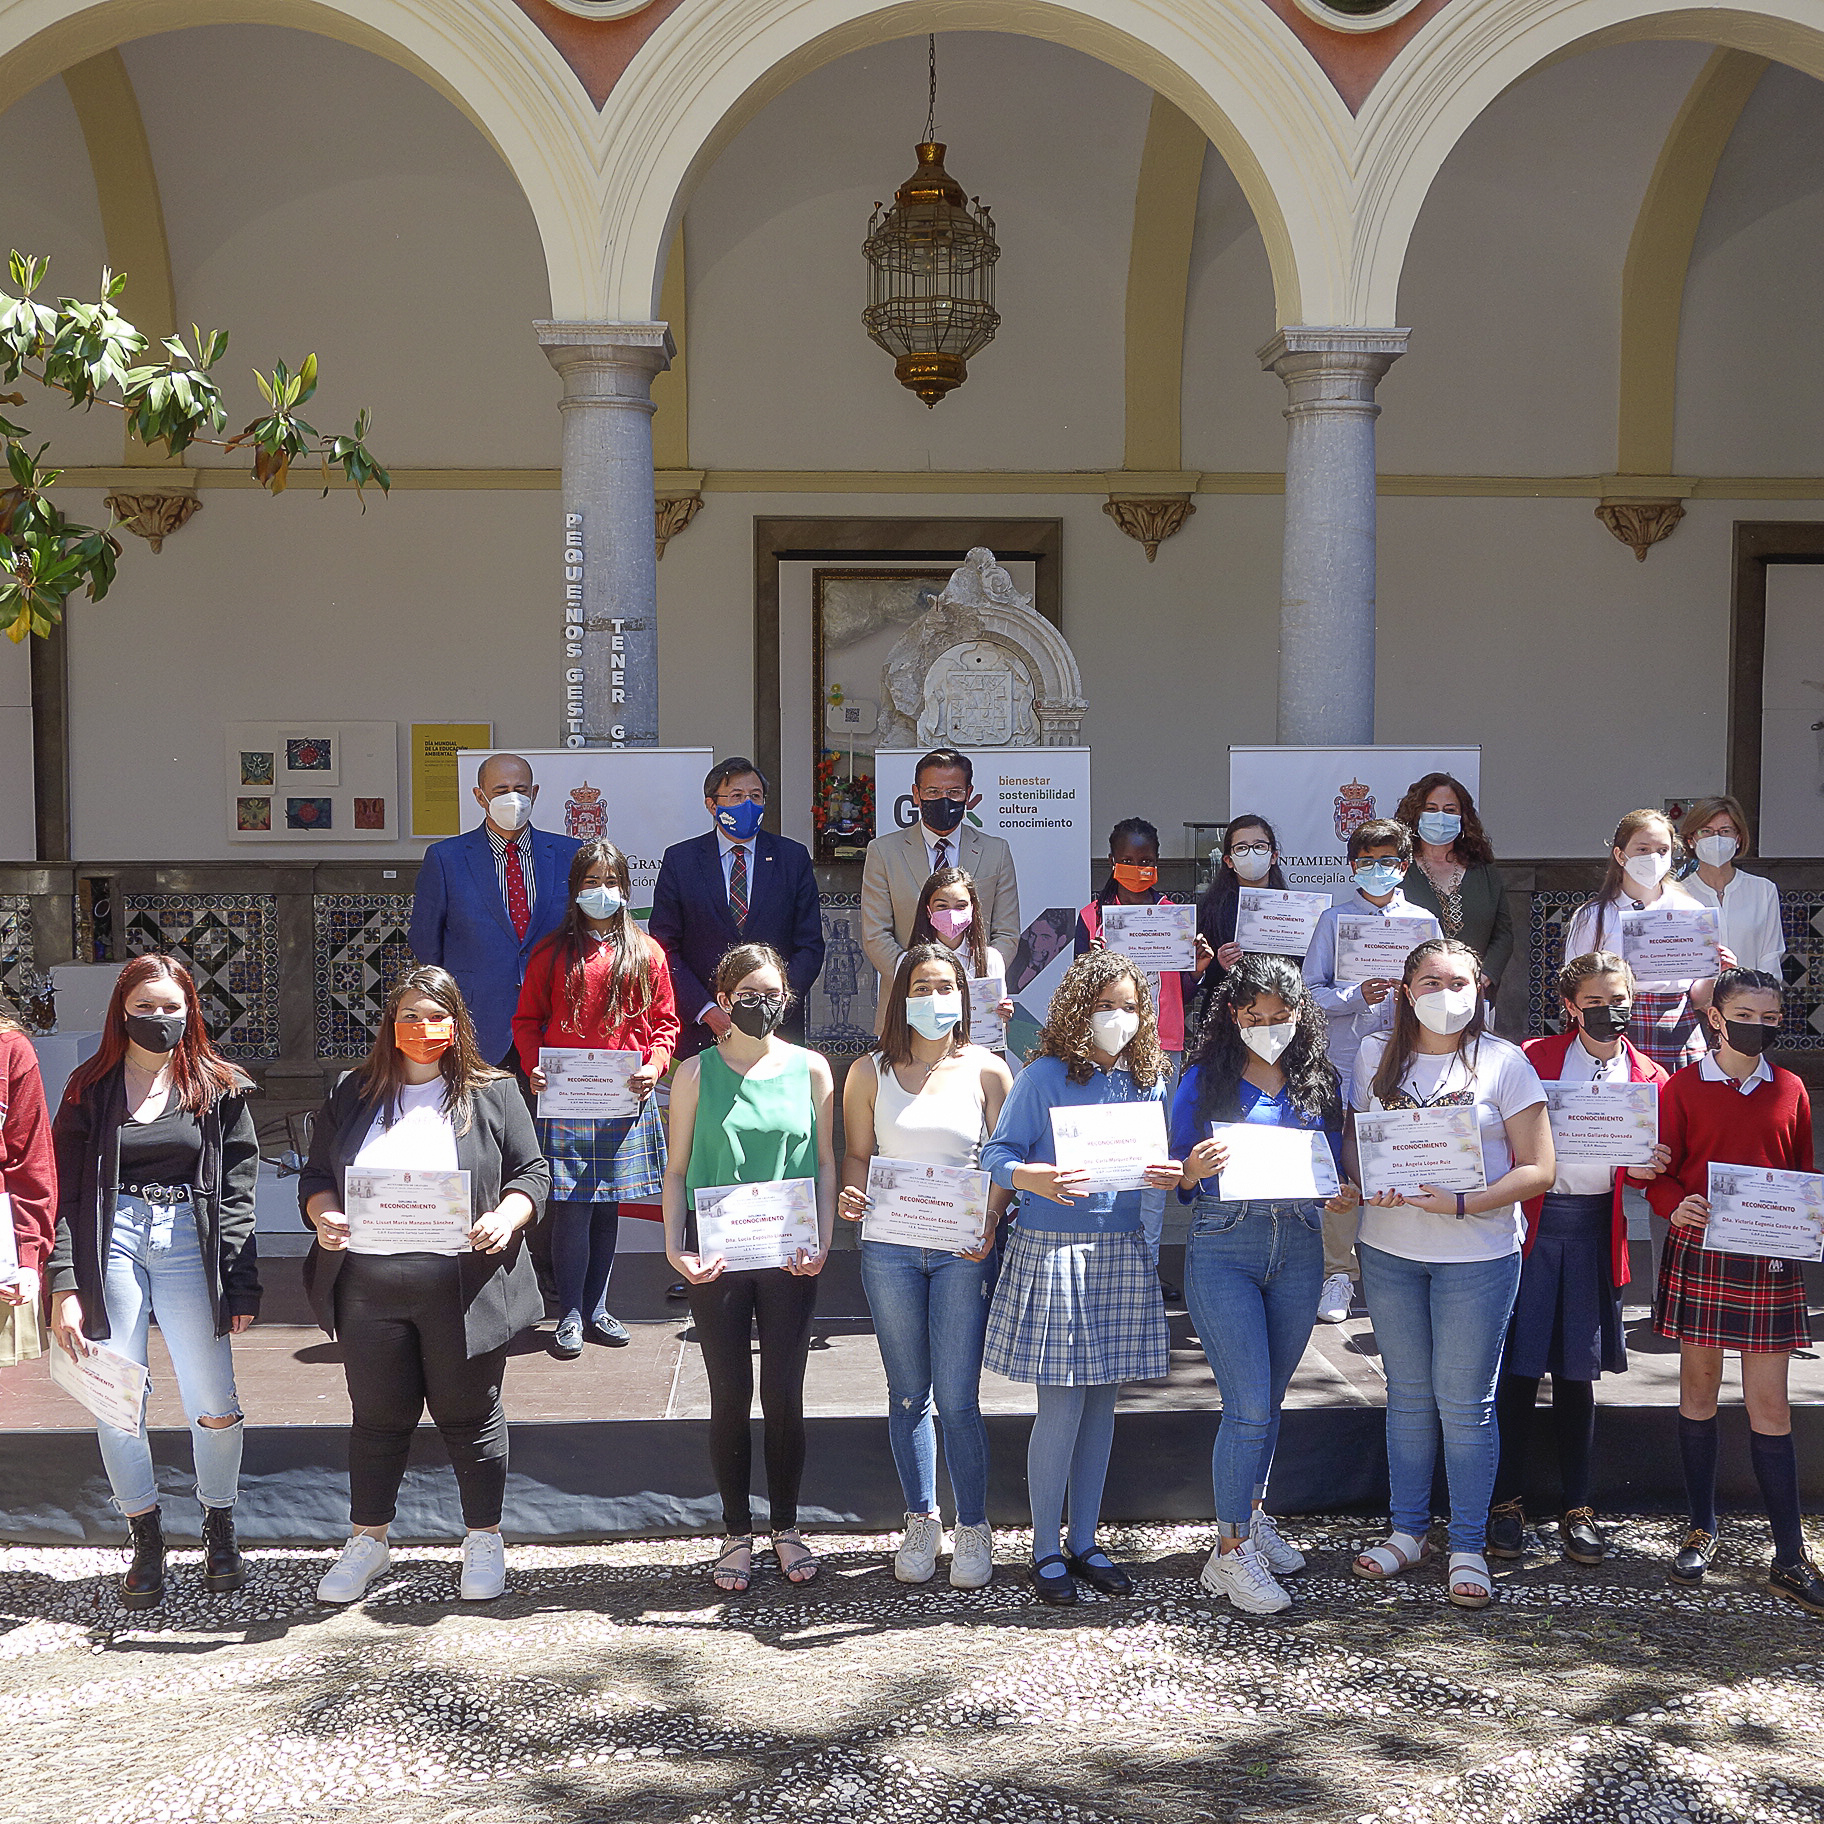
[814, 750, 875, 849]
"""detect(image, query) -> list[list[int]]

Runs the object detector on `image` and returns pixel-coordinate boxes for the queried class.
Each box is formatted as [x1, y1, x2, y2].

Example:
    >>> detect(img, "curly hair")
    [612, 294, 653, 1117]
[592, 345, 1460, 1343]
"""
[1030, 949, 1165, 1089]
[1188, 954, 1341, 1132]
[1392, 772, 1496, 867]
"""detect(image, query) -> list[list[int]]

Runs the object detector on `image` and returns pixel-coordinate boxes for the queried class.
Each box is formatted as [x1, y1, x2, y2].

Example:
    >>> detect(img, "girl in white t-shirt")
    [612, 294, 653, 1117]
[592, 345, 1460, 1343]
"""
[1346, 937, 1554, 1609]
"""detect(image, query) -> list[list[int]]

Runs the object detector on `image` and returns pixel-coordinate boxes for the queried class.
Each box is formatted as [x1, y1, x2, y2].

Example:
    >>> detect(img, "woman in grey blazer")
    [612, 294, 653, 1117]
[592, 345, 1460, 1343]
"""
[299, 965, 549, 1606]
[1394, 772, 1515, 990]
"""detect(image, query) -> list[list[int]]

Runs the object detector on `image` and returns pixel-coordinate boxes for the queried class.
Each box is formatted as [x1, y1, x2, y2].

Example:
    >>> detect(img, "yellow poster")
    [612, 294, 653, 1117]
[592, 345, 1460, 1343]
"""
[411, 724, 494, 836]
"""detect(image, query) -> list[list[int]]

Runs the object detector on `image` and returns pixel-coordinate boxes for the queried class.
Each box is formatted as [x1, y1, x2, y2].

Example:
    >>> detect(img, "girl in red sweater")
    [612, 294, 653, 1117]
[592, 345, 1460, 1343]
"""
[0, 1008, 56, 1364]
[1647, 967, 1822, 1611]
[513, 841, 679, 1358]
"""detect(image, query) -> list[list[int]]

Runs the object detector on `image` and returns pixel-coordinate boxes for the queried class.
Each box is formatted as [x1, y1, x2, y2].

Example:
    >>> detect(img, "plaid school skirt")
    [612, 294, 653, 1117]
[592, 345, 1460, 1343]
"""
[1655, 1222, 1812, 1353]
[539, 1097, 666, 1203]
[983, 1225, 1170, 1386]
[1628, 988, 1705, 1075]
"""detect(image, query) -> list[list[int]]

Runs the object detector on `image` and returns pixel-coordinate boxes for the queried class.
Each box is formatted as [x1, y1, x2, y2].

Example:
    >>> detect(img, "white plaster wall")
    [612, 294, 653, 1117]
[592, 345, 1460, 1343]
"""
[0, 631, 32, 862]
[1678, 64, 1824, 477]
[684, 33, 1146, 473]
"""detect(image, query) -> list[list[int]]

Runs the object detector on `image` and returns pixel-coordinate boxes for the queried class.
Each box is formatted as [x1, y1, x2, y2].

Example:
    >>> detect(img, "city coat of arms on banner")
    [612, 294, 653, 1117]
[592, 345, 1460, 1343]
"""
[565, 782, 608, 842]
[1334, 778, 1375, 842]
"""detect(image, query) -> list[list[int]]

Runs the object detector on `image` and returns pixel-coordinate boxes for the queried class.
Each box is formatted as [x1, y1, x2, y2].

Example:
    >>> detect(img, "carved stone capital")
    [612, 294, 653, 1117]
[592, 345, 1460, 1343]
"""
[104, 490, 201, 553]
[1103, 496, 1195, 561]
[655, 492, 704, 560]
[1595, 498, 1684, 561]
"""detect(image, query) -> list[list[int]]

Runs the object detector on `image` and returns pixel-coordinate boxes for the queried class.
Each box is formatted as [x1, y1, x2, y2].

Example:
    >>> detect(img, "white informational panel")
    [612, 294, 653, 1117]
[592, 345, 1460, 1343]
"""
[1759, 565, 1824, 856]
[875, 747, 1091, 1049]
[457, 748, 712, 911]
[1229, 746, 1481, 899]
[226, 721, 399, 842]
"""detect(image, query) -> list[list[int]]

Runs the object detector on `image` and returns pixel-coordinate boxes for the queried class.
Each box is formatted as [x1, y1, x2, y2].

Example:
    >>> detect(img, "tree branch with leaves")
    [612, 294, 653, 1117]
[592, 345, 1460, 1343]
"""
[0, 253, 390, 642]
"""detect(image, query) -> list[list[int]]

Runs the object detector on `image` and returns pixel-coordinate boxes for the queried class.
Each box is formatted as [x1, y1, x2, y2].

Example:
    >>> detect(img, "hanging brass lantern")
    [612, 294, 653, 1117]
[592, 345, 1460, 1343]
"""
[862, 41, 1000, 407]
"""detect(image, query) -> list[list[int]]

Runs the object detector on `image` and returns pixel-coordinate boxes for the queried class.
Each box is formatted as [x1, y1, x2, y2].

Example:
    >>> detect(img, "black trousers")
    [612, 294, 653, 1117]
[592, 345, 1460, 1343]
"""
[336, 1254, 510, 1529]
[688, 1268, 818, 1535]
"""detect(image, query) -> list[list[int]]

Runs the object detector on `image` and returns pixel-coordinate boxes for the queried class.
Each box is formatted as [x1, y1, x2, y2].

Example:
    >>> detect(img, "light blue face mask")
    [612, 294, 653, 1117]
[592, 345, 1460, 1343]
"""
[576, 886, 625, 920]
[906, 992, 963, 1040]
[1353, 861, 1405, 897]
[1416, 811, 1462, 845]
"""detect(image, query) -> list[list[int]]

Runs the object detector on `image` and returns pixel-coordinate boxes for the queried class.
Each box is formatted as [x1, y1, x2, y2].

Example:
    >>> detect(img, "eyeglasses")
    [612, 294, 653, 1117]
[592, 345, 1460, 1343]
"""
[730, 991, 786, 1010]
[1230, 843, 1271, 857]
[917, 788, 969, 802]
[714, 791, 765, 804]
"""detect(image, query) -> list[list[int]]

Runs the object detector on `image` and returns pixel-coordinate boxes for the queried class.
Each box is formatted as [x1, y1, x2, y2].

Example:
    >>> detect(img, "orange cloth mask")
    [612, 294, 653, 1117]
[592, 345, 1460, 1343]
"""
[395, 1018, 455, 1063]
[1111, 863, 1158, 894]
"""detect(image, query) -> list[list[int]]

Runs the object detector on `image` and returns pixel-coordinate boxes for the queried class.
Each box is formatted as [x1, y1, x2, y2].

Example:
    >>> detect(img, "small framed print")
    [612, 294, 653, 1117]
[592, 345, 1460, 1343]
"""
[279, 731, 339, 786]
[239, 751, 274, 787]
[235, 797, 272, 832]
[353, 797, 386, 831]
[285, 796, 333, 831]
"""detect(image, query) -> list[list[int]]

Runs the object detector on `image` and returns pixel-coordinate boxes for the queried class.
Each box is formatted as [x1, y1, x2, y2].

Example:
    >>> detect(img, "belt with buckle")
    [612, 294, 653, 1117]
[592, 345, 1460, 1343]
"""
[122, 1182, 191, 1204]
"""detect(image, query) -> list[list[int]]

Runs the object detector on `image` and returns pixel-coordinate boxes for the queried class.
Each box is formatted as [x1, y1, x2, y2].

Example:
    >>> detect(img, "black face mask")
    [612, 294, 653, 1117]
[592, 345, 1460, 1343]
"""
[125, 1011, 186, 1054]
[1577, 1004, 1631, 1042]
[727, 999, 786, 1039]
[1721, 1017, 1779, 1056]
[919, 797, 967, 835]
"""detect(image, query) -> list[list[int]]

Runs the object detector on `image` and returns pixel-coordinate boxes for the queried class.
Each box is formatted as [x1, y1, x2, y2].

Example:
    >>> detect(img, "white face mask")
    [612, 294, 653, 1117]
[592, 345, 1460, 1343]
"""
[1238, 1019, 1295, 1063]
[487, 791, 532, 832]
[1229, 846, 1273, 882]
[1694, 833, 1738, 869]
[1622, 850, 1671, 889]
[1411, 985, 1479, 1036]
[1089, 1008, 1140, 1055]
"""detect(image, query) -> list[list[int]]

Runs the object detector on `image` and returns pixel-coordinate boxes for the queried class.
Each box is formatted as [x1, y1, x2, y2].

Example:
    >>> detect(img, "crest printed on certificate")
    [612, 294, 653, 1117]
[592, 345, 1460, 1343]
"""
[50, 1340, 148, 1433]
[1354, 1106, 1487, 1198]
[1050, 1100, 1170, 1195]
[695, 1177, 821, 1272]
[1620, 906, 1719, 982]
[1100, 903, 1197, 972]
[1334, 917, 1436, 984]
[1542, 1081, 1657, 1165]
[1704, 1163, 1824, 1261]
[345, 1168, 472, 1253]
[537, 1047, 642, 1120]
[1212, 1123, 1339, 1202]
[864, 1158, 991, 1251]
[1234, 889, 1330, 959]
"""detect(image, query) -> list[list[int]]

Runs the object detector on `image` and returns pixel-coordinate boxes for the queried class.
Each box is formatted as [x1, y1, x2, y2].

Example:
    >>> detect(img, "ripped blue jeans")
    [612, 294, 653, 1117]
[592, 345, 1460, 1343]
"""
[860, 1239, 995, 1526]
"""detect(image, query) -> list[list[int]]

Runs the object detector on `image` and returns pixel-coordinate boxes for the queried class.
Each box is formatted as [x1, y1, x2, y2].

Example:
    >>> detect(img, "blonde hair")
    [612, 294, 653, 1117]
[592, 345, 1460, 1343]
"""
[1678, 795, 1753, 857]
[1030, 950, 1166, 1090]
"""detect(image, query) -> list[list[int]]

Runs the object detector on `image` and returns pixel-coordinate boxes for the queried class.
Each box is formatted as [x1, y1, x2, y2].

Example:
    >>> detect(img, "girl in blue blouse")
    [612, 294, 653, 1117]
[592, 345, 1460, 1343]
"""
[1172, 954, 1360, 1616]
[982, 951, 1183, 1605]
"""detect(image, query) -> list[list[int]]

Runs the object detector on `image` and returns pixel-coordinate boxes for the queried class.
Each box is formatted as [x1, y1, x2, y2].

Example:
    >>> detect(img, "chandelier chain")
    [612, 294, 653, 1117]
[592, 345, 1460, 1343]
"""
[925, 34, 937, 143]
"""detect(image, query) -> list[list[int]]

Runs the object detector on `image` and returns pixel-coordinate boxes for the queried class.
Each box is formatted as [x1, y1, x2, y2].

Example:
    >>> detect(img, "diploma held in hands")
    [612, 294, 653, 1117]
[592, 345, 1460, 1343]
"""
[1620, 906, 1719, 983]
[1703, 1163, 1824, 1261]
[1101, 903, 1197, 972]
[1355, 1107, 1487, 1199]
[1335, 917, 1437, 984]
[1543, 1081, 1657, 1165]
[695, 1177, 821, 1272]
[51, 1339, 148, 1433]
[863, 1159, 991, 1251]
[1234, 889, 1330, 959]
[346, 1169, 472, 1253]
[967, 968, 1007, 1050]
[0, 1192, 17, 1286]
[1050, 1101, 1170, 1195]
[1212, 1123, 1339, 1202]
[538, 1047, 642, 1119]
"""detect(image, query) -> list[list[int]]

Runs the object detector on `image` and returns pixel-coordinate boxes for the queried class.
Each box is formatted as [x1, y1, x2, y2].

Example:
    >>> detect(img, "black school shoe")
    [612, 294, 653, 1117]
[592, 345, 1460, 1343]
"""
[1669, 1526, 1719, 1585]
[1030, 1554, 1078, 1605]
[1561, 1507, 1607, 1566]
[1770, 1555, 1824, 1614]
[1066, 1547, 1134, 1596]
[590, 1312, 631, 1347]
[1485, 1497, 1526, 1560]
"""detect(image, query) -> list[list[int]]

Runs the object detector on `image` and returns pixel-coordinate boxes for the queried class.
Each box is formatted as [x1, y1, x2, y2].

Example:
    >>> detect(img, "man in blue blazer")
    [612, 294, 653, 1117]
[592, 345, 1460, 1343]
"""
[408, 752, 583, 1067]
[649, 756, 825, 1058]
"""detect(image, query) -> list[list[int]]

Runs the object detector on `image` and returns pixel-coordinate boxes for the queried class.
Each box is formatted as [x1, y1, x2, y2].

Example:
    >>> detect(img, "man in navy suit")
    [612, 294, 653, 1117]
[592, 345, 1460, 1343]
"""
[649, 756, 825, 1058]
[408, 752, 584, 1067]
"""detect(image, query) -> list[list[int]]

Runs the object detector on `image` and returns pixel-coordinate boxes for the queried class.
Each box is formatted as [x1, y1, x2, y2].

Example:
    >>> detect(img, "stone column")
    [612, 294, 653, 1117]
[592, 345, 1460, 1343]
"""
[535, 321, 674, 748]
[1258, 327, 1409, 746]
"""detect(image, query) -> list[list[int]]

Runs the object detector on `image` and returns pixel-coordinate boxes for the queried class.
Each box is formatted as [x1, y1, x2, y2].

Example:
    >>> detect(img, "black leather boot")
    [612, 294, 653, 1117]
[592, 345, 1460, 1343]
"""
[202, 1506, 246, 1595]
[120, 1507, 165, 1610]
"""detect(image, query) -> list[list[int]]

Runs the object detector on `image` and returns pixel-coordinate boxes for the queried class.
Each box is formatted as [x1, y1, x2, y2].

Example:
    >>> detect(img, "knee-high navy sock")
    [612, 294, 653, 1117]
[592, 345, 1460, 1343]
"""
[1750, 1430, 1805, 1564]
[1552, 1379, 1596, 1512]
[1679, 1413, 1719, 1535]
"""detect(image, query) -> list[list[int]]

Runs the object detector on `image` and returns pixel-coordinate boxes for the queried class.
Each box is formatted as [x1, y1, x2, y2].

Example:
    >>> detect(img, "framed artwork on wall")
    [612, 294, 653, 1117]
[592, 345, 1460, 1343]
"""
[224, 721, 398, 842]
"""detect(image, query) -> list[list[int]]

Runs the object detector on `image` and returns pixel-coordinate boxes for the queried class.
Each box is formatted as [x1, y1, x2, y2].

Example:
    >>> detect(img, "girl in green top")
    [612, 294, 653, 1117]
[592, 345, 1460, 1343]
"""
[662, 942, 837, 1594]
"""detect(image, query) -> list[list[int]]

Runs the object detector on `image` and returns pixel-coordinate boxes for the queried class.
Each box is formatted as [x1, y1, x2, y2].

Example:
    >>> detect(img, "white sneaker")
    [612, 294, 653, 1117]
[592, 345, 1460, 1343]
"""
[1317, 1272, 1355, 1324]
[894, 1512, 948, 1584]
[949, 1521, 994, 1589]
[317, 1533, 391, 1604]
[460, 1530, 507, 1601]
[1251, 1509, 1307, 1575]
[1199, 1539, 1291, 1615]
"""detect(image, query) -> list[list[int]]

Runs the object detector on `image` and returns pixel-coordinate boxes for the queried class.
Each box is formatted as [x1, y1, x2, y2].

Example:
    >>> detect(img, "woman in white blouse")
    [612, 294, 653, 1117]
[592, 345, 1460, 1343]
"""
[1679, 795, 1785, 977]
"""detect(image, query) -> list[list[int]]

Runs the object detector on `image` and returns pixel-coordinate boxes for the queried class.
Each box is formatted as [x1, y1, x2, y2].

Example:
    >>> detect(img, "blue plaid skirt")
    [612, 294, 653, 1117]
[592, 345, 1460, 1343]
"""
[983, 1225, 1169, 1386]
[539, 1098, 666, 1202]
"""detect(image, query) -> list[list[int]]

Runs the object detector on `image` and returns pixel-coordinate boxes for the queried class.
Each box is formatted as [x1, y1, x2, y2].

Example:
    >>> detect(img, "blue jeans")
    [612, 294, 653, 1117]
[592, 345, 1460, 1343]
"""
[1359, 1242, 1521, 1553]
[1135, 1051, 1181, 1267]
[860, 1238, 994, 1526]
[96, 1195, 243, 1514]
[1184, 1198, 1323, 1530]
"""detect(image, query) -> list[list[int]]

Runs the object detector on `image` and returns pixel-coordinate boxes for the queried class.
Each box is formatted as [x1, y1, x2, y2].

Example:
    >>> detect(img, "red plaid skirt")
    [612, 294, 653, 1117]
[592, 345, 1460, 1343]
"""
[1628, 987, 1705, 1075]
[1655, 1224, 1813, 1353]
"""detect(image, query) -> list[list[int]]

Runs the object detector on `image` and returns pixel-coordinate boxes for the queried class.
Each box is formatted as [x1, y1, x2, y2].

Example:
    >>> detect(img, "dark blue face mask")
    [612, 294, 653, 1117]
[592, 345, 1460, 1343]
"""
[714, 800, 765, 841]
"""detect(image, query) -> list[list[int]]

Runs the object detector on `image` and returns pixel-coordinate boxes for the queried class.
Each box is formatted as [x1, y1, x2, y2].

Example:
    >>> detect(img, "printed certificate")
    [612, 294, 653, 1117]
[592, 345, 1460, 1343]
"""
[1334, 916, 1437, 984]
[694, 1177, 821, 1272]
[1620, 906, 1719, 983]
[345, 1168, 472, 1253]
[1234, 888, 1330, 959]
[1542, 1080, 1657, 1165]
[1212, 1122, 1339, 1202]
[863, 1158, 991, 1252]
[1101, 903, 1197, 972]
[1354, 1106, 1487, 1199]
[968, 967, 1008, 1050]
[1050, 1101, 1171, 1196]
[50, 1339, 148, 1434]
[537, 1047, 643, 1120]
[0, 1192, 16, 1285]
[1704, 1163, 1824, 1262]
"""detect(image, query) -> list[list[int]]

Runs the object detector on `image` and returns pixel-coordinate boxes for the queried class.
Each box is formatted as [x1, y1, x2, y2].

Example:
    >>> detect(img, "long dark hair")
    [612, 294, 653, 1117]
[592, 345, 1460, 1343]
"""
[876, 943, 972, 1068]
[1197, 814, 1288, 954]
[531, 840, 658, 1029]
[1188, 954, 1340, 1132]
[1369, 937, 1489, 1105]
[1393, 772, 1496, 867]
[68, 953, 244, 1114]
[909, 866, 991, 979]
[354, 964, 504, 1134]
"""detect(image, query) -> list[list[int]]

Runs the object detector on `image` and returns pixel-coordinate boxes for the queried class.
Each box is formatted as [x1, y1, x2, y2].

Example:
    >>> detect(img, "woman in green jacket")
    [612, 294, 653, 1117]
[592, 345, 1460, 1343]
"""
[1394, 772, 1515, 992]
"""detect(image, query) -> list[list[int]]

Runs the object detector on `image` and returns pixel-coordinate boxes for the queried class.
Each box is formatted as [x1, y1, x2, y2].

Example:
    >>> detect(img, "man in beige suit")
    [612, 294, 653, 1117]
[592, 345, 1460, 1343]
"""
[860, 748, 1022, 1028]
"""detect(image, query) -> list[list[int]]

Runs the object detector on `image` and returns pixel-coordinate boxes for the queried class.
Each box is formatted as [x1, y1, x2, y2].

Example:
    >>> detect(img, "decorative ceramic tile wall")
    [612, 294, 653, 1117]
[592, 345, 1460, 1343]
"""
[806, 892, 877, 1058]
[122, 893, 281, 1057]
[314, 894, 416, 1057]
[1524, 890, 1587, 1037]
[1776, 893, 1824, 1051]
[0, 896, 49, 1033]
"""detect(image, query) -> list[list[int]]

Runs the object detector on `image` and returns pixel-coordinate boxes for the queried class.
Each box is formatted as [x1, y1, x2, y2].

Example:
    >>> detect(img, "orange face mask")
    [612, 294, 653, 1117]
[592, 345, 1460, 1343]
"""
[1112, 862, 1157, 894]
[395, 1018, 455, 1063]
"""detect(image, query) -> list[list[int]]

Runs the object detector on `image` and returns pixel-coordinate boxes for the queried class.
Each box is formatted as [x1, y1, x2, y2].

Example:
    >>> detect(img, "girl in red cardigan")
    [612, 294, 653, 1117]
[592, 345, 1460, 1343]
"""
[1647, 966, 1822, 1611]
[0, 1006, 56, 1364]
[513, 841, 679, 1358]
